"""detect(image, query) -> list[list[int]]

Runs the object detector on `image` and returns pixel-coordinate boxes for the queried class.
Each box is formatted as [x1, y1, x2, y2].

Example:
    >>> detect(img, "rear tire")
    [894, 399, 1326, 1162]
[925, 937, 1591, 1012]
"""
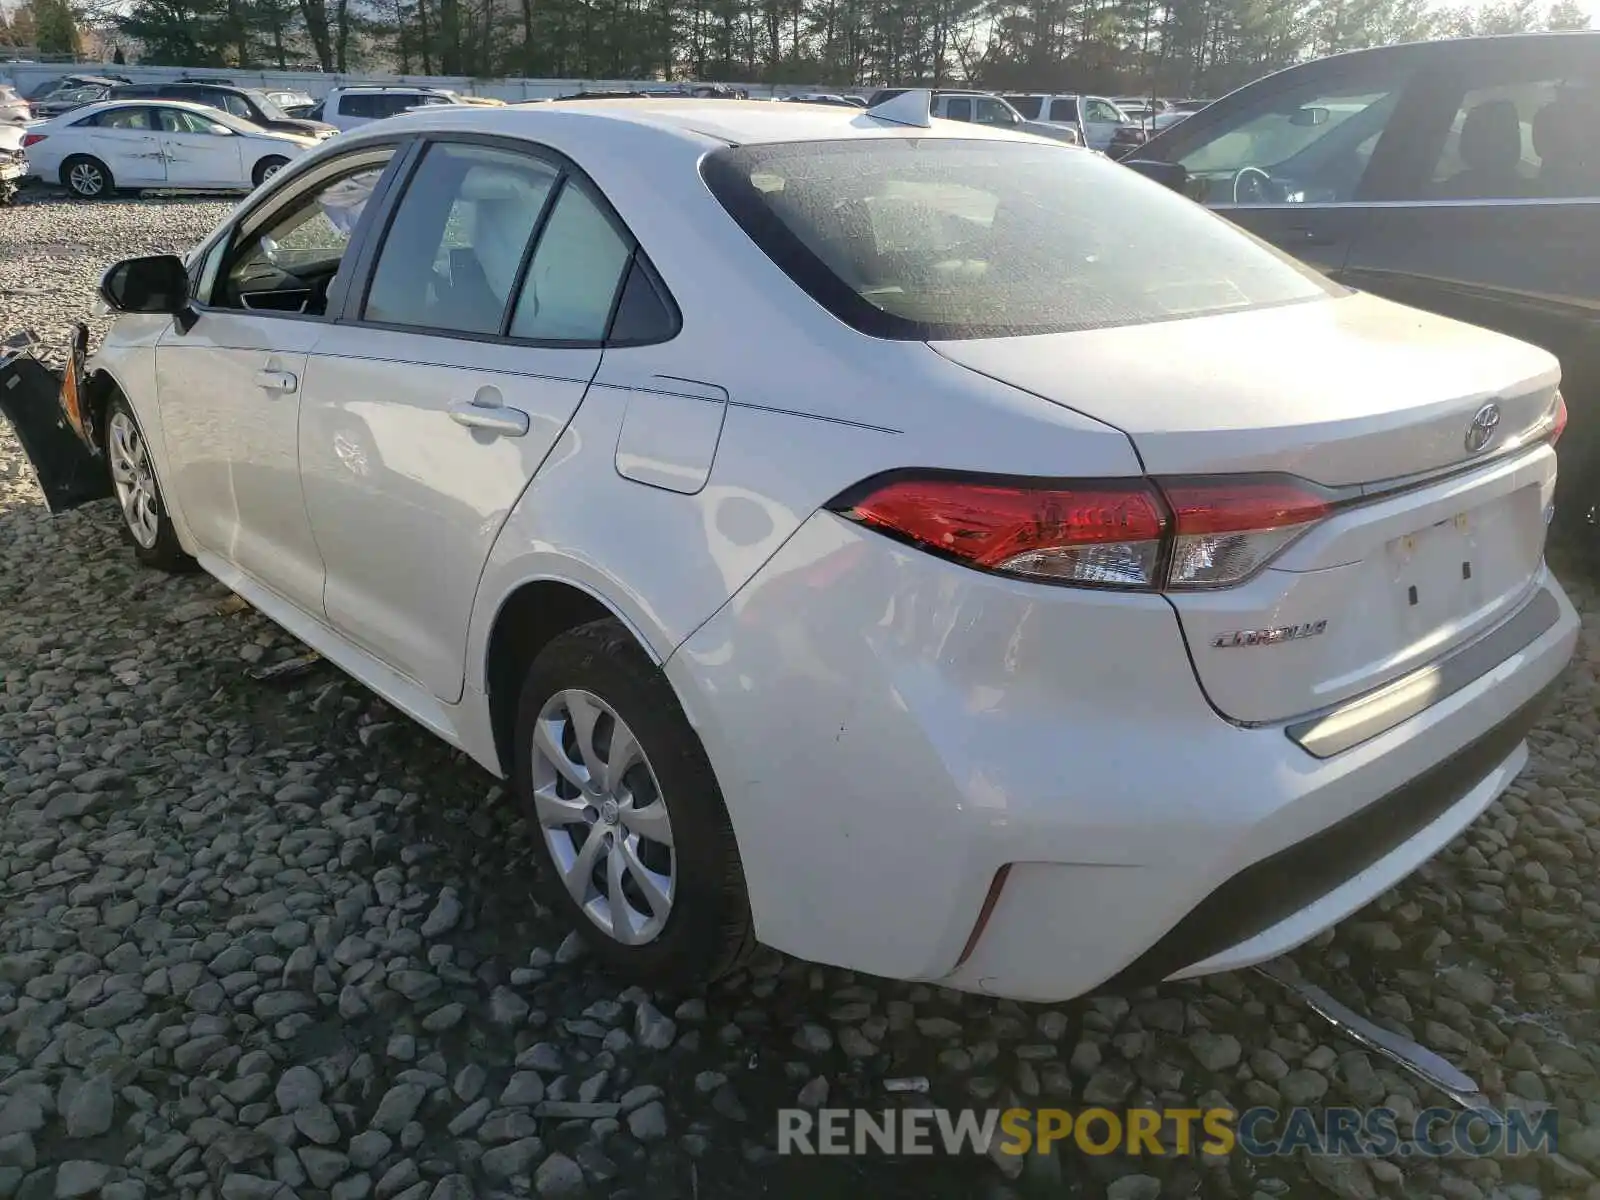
[514, 618, 756, 988]
[253, 156, 289, 187]
[61, 155, 112, 199]
[105, 395, 195, 573]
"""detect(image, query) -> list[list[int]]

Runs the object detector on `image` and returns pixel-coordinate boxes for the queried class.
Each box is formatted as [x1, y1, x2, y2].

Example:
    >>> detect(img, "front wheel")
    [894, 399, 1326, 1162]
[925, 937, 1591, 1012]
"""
[62, 155, 112, 199]
[514, 619, 755, 988]
[106, 396, 195, 572]
[253, 156, 289, 187]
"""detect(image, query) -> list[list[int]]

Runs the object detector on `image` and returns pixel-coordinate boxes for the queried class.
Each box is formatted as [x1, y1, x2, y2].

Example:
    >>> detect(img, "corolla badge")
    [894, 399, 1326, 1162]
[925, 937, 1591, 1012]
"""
[1465, 403, 1501, 454]
[1211, 620, 1328, 649]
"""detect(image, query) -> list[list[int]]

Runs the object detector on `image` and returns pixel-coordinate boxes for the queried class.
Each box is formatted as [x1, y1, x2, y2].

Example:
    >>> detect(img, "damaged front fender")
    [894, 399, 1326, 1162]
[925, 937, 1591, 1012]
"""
[0, 325, 114, 513]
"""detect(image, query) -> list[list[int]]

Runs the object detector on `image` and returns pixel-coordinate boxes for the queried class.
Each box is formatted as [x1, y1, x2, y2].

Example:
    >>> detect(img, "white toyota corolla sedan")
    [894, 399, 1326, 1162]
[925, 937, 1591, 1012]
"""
[23, 99, 318, 197]
[11, 93, 1578, 1001]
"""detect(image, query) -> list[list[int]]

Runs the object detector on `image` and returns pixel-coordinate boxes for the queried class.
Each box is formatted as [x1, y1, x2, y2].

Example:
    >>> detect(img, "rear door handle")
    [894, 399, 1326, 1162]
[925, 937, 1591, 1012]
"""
[255, 369, 297, 394]
[449, 394, 529, 438]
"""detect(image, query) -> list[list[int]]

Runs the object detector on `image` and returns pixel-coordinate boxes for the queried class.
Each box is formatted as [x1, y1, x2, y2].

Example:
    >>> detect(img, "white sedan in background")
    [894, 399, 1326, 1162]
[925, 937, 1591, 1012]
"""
[4, 93, 1578, 1002]
[23, 100, 317, 197]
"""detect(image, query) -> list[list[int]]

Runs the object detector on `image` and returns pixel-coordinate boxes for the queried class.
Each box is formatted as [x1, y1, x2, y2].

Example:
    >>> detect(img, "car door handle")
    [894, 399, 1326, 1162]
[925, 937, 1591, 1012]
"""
[1283, 226, 1338, 246]
[449, 398, 529, 437]
[255, 369, 297, 394]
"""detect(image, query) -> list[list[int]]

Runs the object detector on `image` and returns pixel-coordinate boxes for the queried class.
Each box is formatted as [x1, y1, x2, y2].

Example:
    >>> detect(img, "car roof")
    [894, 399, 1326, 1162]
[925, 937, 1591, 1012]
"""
[336, 85, 446, 93]
[59, 98, 261, 121]
[376, 96, 1055, 147]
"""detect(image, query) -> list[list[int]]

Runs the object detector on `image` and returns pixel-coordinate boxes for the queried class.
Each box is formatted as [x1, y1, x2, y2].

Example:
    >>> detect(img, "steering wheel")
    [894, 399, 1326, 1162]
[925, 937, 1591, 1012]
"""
[1232, 165, 1276, 204]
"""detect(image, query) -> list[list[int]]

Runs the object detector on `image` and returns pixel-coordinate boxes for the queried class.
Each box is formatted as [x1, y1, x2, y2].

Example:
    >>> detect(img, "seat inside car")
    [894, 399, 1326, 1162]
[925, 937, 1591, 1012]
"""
[1533, 90, 1600, 196]
[1438, 99, 1529, 199]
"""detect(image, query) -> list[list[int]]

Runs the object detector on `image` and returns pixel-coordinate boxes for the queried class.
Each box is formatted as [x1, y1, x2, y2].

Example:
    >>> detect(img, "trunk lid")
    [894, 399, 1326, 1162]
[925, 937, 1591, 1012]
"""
[932, 292, 1562, 725]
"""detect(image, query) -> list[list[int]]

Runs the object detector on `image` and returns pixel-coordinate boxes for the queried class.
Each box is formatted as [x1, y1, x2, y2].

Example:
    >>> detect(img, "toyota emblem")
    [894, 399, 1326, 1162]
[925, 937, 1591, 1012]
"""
[1465, 402, 1501, 454]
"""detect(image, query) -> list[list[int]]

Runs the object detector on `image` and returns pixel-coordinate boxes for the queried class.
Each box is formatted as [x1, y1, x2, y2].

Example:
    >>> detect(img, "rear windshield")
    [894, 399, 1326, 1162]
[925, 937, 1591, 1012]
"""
[701, 139, 1338, 340]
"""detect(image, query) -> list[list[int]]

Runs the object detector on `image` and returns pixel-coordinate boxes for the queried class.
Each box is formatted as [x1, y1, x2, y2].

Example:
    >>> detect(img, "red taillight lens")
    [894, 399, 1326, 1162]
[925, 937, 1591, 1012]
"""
[21, 133, 45, 149]
[1160, 478, 1331, 588]
[839, 475, 1167, 588]
[834, 472, 1334, 590]
[1550, 391, 1568, 447]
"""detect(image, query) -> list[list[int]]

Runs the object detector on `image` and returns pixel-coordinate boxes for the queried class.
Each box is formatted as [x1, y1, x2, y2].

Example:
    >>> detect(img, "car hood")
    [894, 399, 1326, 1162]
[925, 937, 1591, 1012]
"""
[273, 117, 338, 137]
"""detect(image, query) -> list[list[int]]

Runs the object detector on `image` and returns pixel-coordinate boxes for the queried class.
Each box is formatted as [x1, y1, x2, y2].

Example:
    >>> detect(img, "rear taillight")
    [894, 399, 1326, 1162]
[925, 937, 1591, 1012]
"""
[21, 133, 45, 148]
[839, 475, 1167, 587]
[1550, 391, 1568, 447]
[832, 472, 1333, 591]
[1161, 478, 1331, 588]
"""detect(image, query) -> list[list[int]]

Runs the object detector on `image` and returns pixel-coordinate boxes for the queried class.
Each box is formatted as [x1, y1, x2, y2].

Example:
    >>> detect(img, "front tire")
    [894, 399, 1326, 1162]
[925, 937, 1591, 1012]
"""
[514, 619, 755, 988]
[61, 155, 112, 199]
[105, 395, 194, 572]
[253, 156, 289, 187]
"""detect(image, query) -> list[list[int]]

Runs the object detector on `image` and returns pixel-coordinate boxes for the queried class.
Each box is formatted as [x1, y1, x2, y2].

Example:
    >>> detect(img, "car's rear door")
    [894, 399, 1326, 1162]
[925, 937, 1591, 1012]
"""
[299, 136, 637, 702]
[1338, 36, 1600, 502]
[86, 105, 166, 185]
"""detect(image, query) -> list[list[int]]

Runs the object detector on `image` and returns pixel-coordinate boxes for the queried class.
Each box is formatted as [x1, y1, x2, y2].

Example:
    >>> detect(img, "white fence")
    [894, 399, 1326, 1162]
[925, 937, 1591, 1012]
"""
[0, 61, 870, 103]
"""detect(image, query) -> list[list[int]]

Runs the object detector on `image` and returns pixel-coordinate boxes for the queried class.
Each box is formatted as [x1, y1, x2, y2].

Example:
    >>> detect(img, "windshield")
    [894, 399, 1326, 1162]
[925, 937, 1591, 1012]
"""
[244, 89, 290, 120]
[702, 138, 1336, 340]
[186, 105, 275, 135]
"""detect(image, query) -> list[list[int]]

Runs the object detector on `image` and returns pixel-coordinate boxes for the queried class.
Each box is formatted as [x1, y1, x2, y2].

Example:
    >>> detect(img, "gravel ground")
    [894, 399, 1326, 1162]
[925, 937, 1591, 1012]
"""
[3, 191, 1600, 1200]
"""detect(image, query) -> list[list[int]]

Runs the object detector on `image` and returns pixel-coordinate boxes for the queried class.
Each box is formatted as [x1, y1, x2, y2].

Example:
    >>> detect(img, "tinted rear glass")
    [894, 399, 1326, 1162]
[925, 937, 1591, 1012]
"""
[1003, 95, 1042, 119]
[701, 139, 1336, 340]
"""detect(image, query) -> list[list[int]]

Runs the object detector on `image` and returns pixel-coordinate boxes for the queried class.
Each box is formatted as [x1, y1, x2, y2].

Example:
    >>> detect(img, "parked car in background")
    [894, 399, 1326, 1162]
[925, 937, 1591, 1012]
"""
[110, 82, 336, 139]
[781, 93, 865, 108]
[7, 95, 1576, 1002]
[23, 100, 317, 197]
[25, 73, 129, 105]
[867, 90, 1081, 143]
[264, 89, 315, 111]
[0, 85, 30, 127]
[32, 79, 121, 119]
[1000, 92, 1135, 150]
[316, 85, 456, 131]
[1128, 31, 1600, 525]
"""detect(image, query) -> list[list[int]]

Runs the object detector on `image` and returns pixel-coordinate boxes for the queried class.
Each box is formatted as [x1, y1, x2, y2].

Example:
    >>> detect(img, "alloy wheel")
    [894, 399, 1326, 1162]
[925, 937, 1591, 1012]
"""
[69, 161, 104, 196]
[531, 688, 676, 945]
[108, 410, 159, 549]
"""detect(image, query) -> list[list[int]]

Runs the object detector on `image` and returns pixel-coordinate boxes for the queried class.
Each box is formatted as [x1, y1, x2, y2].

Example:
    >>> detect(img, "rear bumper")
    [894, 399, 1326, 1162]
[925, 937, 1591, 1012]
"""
[666, 512, 1578, 1002]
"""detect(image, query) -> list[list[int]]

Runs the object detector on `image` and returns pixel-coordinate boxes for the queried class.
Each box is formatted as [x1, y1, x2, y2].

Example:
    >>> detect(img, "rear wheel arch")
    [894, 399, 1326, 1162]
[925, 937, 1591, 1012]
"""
[484, 578, 663, 778]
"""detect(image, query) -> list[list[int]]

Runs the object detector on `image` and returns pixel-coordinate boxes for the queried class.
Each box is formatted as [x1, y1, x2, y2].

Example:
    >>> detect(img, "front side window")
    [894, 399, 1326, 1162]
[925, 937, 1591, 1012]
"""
[703, 138, 1337, 340]
[1175, 78, 1408, 205]
[214, 155, 394, 315]
[1085, 99, 1123, 123]
[364, 142, 559, 335]
[159, 109, 231, 135]
[974, 98, 1017, 127]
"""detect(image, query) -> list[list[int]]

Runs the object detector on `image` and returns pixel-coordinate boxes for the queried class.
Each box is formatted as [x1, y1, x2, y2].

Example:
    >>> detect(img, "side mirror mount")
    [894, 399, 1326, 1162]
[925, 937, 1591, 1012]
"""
[1290, 106, 1330, 127]
[1122, 158, 1189, 193]
[100, 255, 190, 314]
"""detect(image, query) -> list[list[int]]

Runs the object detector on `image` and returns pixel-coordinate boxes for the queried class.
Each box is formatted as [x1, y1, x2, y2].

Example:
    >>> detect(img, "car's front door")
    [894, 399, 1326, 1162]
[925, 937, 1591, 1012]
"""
[1138, 59, 1420, 275]
[155, 107, 244, 187]
[299, 138, 638, 701]
[1082, 96, 1125, 150]
[86, 106, 166, 185]
[154, 144, 401, 614]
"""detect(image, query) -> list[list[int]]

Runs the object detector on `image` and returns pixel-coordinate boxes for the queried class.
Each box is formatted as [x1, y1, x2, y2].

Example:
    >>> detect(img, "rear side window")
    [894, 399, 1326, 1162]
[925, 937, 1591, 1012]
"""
[508, 181, 632, 341]
[702, 139, 1337, 340]
[364, 142, 559, 335]
[1047, 98, 1078, 122]
[944, 97, 972, 122]
[1005, 96, 1042, 119]
[341, 94, 378, 118]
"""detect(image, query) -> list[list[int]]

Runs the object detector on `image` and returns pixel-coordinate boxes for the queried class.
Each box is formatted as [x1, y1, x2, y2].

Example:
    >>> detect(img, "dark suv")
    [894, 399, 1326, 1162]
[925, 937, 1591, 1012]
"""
[1129, 32, 1600, 524]
[109, 82, 336, 139]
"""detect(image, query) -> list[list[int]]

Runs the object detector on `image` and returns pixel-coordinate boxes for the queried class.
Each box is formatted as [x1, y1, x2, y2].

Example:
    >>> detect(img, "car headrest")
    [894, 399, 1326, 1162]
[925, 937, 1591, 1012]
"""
[1458, 99, 1523, 173]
